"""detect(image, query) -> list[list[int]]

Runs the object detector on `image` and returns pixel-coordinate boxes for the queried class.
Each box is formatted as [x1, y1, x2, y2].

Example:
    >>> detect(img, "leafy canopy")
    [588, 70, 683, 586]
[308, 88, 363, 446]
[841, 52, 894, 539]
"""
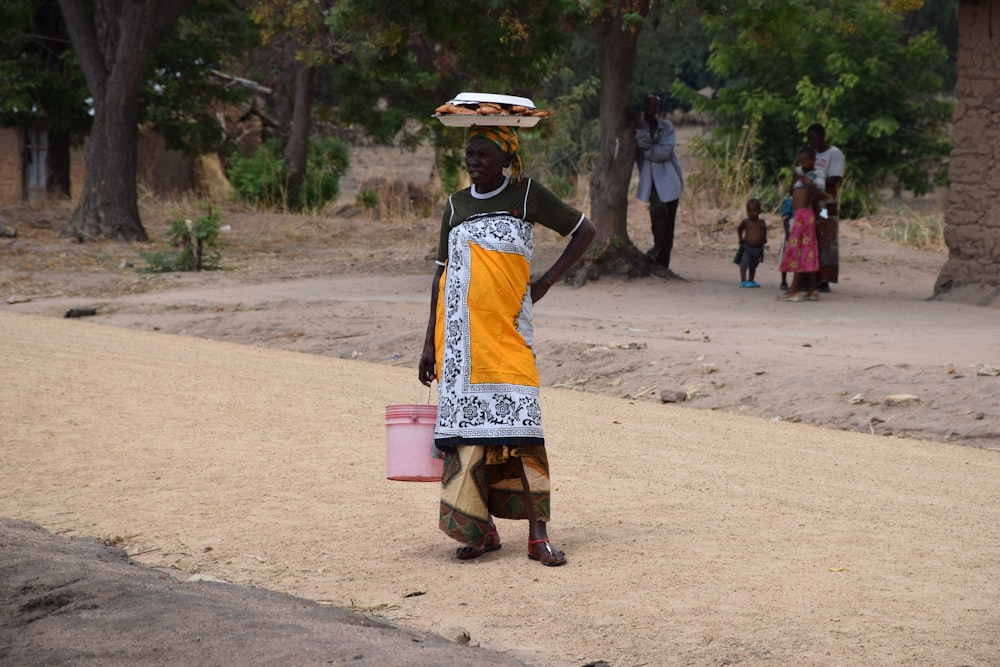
[1, 0, 257, 156]
[0, 0, 89, 140]
[324, 0, 579, 165]
[674, 0, 953, 213]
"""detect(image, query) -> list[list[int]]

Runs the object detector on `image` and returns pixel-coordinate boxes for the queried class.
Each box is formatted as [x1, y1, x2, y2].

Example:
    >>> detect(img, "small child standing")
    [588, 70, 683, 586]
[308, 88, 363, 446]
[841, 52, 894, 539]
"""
[777, 146, 826, 301]
[735, 198, 767, 287]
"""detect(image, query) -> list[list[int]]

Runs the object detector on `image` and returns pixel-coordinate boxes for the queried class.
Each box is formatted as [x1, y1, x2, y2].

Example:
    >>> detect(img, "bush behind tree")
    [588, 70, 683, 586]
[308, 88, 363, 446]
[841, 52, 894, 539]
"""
[227, 138, 349, 211]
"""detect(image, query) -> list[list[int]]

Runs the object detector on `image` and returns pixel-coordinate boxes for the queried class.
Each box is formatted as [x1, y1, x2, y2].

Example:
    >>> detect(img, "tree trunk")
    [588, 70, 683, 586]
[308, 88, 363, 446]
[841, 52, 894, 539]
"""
[283, 62, 315, 211]
[933, 0, 1000, 305]
[575, 3, 668, 283]
[69, 91, 146, 241]
[57, 0, 193, 242]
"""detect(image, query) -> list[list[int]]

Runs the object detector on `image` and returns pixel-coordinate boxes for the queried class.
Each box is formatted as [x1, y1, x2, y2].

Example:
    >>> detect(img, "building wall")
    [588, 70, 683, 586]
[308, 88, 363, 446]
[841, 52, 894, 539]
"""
[70, 141, 85, 202]
[935, 0, 1000, 305]
[137, 132, 196, 194]
[0, 128, 199, 205]
[0, 128, 88, 205]
[0, 128, 24, 204]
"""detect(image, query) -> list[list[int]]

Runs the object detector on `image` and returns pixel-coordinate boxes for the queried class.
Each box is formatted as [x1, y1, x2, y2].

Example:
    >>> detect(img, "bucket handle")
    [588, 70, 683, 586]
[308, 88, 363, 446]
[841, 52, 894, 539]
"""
[411, 383, 435, 422]
[422, 382, 444, 460]
[418, 382, 434, 406]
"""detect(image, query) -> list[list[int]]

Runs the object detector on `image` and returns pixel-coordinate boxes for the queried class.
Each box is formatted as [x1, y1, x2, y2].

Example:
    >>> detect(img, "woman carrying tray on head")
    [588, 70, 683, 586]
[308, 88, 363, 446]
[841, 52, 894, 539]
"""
[418, 124, 595, 566]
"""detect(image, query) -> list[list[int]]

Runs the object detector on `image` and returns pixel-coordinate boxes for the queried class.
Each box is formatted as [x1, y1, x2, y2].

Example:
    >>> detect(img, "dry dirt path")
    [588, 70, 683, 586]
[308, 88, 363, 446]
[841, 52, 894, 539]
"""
[3, 308, 1000, 667]
[3, 195, 1000, 665]
[6, 213, 998, 450]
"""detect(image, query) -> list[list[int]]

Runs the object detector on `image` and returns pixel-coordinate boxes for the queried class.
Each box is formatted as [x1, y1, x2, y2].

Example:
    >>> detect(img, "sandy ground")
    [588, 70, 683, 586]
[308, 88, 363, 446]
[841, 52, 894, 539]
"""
[2, 164, 1000, 664]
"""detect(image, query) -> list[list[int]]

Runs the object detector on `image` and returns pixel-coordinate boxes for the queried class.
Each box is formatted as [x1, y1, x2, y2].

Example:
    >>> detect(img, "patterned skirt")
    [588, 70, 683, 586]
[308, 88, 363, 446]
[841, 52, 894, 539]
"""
[439, 445, 551, 548]
[816, 213, 839, 282]
[779, 208, 820, 273]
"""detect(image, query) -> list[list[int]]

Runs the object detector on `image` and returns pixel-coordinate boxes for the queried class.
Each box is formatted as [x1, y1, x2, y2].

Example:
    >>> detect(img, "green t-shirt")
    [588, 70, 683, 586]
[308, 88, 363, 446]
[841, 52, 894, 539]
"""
[435, 177, 584, 264]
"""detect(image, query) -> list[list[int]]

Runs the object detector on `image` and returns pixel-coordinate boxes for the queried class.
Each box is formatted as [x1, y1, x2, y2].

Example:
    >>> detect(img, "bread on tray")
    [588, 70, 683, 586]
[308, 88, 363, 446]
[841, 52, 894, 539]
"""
[434, 102, 552, 118]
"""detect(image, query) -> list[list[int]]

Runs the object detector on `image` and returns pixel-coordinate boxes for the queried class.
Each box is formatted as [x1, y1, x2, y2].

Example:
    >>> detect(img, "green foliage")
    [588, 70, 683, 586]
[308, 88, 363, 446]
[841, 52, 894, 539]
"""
[1, 0, 256, 155]
[227, 138, 349, 210]
[323, 0, 578, 162]
[141, 0, 259, 156]
[631, 6, 720, 110]
[140, 205, 222, 272]
[302, 138, 350, 208]
[0, 0, 90, 140]
[532, 5, 718, 198]
[228, 140, 287, 208]
[437, 149, 465, 197]
[836, 178, 879, 220]
[520, 75, 600, 200]
[543, 174, 574, 201]
[686, 120, 773, 210]
[675, 0, 953, 214]
[905, 0, 958, 90]
[356, 189, 378, 211]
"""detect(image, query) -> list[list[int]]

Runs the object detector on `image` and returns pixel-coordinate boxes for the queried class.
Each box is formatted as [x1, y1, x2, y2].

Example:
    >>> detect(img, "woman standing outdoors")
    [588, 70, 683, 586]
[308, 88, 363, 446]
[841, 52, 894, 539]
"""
[418, 124, 595, 566]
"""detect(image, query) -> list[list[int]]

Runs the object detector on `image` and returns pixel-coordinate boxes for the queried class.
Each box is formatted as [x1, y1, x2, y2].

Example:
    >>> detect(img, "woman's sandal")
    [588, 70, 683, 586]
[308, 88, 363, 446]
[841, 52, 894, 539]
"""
[528, 539, 567, 566]
[455, 528, 502, 560]
[776, 292, 802, 302]
[805, 291, 820, 301]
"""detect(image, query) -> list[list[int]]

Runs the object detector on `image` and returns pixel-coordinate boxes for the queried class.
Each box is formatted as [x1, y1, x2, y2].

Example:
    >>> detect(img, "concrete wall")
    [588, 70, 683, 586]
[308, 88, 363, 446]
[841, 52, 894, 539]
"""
[935, 0, 1000, 305]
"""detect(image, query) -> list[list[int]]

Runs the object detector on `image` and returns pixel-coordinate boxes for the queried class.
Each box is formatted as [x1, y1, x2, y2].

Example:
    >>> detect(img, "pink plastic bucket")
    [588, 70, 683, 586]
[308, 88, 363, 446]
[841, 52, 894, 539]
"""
[385, 404, 442, 482]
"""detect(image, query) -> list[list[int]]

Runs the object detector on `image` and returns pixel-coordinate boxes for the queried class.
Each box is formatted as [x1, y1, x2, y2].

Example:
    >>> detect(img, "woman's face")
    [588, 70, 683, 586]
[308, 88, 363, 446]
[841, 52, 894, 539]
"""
[465, 137, 508, 189]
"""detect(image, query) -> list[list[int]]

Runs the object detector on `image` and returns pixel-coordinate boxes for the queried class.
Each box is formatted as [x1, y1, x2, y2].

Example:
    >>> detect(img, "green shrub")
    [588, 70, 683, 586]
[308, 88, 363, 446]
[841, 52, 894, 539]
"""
[227, 137, 349, 210]
[140, 205, 221, 272]
[301, 137, 350, 208]
[227, 139, 287, 208]
[356, 188, 378, 212]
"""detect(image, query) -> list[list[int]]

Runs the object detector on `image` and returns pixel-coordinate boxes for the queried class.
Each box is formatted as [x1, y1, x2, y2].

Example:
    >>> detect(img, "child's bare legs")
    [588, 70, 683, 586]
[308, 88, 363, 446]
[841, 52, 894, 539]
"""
[804, 271, 819, 298]
[778, 273, 803, 301]
[785, 273, 805, 296]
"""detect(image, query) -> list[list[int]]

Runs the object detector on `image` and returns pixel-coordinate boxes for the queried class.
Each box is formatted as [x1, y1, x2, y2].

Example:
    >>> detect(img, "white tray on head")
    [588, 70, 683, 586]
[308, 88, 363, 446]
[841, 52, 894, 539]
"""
[434, 92, 545, 127]
[433, 114, 542, 127]
[448, 92, 536, 107]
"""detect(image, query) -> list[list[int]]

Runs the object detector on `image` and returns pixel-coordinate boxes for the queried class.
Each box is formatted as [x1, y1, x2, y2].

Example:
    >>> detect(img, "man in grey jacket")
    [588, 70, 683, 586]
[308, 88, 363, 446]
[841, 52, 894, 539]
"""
[629, 94, 684, 271]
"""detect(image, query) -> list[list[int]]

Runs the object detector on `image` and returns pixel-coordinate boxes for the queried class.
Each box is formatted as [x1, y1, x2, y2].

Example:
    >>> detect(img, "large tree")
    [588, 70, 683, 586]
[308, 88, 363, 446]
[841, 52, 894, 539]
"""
[583, 3, 646, 273]
[573, 1, 696, 282]
[57, 0, 194, 241]
[247, 0, 331, 210]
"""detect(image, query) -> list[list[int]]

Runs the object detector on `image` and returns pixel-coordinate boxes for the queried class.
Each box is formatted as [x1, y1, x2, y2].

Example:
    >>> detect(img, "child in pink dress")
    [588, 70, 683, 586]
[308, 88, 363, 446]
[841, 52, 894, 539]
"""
[778, 146, 826, 302]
